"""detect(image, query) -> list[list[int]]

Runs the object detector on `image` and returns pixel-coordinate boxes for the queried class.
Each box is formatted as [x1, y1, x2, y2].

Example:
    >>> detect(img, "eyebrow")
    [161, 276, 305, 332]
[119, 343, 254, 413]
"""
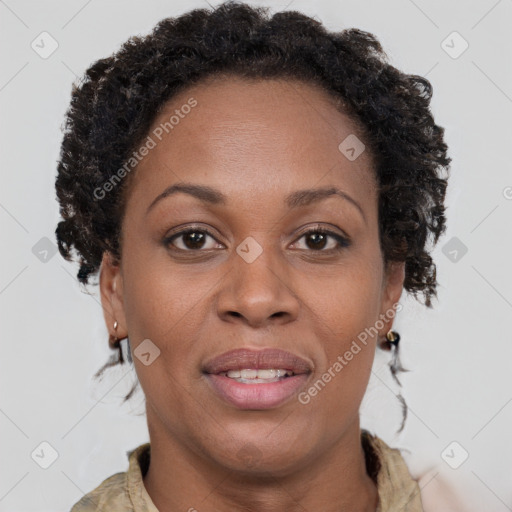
[146, 182, 365, 222]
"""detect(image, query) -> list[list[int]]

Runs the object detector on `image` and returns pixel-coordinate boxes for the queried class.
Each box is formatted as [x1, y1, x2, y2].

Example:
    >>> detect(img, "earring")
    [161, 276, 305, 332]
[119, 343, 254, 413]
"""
[384, 329, 408, 434]
[386, 330, 400, 346]
[108, 320, 121, 349]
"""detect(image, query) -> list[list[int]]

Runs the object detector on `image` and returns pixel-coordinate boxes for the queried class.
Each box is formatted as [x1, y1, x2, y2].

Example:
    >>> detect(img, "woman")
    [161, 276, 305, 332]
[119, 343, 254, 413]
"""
[56, 1, 450, 510]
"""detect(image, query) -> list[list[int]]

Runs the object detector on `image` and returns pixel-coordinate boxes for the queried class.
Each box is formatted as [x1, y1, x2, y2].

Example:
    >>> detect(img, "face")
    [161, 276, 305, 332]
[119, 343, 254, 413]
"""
[100, 76, 404, 475]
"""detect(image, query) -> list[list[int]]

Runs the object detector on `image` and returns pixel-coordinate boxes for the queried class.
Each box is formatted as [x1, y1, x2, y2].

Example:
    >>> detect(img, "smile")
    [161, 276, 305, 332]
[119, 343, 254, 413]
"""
[202, 348, 312, 409]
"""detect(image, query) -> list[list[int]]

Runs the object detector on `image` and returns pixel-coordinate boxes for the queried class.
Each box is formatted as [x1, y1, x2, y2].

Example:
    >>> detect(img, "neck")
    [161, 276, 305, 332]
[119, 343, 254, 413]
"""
[143, 410, 378, 512]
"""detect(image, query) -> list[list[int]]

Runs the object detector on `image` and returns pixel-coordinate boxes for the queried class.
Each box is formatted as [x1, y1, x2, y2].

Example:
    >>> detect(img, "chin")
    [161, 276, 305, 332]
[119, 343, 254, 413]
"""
[205, 428, 315, 477]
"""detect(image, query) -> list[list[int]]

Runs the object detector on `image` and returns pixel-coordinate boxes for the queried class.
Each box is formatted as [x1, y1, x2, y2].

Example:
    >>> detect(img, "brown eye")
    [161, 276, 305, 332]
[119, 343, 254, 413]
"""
[294, 228, 351, 253]
[165, 229, 220, 251]
[180, 231, 207, 250]
[305, 232, 329, 250]
[163, 226, 350, 254]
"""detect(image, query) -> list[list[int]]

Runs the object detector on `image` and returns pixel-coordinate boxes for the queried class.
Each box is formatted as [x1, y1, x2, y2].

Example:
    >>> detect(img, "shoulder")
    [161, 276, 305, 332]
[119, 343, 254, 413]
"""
[70, 472, 129, 511]
[69, 443, 151, 512]
[362, 430, 424, 512]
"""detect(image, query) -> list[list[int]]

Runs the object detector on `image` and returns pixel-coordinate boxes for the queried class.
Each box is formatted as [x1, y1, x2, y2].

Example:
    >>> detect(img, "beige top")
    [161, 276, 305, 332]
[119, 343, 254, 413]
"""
[70, 430, 423, 511]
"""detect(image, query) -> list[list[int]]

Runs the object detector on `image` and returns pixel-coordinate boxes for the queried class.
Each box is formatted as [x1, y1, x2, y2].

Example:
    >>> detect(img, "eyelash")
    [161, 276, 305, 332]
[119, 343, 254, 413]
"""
[164, 225, 351, 254]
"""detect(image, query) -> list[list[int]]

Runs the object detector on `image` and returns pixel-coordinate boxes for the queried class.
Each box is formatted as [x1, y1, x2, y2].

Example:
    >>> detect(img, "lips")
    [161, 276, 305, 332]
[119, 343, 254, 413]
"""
[202, 348, 313, 409]
[202, 348, 312, 376]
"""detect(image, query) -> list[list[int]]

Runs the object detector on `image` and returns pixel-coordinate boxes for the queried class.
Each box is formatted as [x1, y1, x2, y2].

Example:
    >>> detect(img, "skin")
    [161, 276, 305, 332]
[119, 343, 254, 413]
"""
[100, 76, 405, 512]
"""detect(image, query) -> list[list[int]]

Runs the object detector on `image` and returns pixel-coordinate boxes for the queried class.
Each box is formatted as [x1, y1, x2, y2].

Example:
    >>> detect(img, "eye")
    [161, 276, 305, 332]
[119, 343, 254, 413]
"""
[164, 227, 222, 251]
[293, 227, 351, 253]
[164, 225, 351, 253]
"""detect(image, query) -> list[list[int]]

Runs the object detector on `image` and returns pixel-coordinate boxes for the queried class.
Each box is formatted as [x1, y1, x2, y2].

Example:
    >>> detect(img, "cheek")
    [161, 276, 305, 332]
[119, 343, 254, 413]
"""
[119, 242, 220, 391]
[311, 254, 384, 342]
[121, 235, 210, 338]
[305, 254, 382, 405]
[300, 292, 379, 428]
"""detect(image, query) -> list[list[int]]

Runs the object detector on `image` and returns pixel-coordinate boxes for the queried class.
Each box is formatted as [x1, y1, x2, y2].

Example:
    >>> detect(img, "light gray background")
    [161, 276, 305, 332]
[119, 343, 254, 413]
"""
[1, 0, 511, 510]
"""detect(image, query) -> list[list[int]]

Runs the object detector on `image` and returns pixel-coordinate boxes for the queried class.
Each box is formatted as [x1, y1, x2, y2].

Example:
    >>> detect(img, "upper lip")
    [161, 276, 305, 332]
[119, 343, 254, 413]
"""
[202, 348, 312, 375]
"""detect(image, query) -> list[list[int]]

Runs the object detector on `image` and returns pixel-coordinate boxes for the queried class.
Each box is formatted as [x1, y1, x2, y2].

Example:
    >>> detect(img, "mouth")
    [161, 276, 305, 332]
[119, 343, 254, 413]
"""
[202, 348, 312, 409]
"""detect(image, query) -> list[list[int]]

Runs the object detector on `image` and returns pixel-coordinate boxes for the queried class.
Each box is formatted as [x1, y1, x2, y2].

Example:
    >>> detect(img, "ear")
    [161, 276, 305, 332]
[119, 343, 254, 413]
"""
[378, 260, 405, 339]
[99, 251, 127, 341]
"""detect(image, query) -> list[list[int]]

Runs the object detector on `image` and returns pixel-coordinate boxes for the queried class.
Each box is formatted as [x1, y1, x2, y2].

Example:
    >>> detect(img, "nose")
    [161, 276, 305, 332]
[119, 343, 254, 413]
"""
[216, 239, 300, 328]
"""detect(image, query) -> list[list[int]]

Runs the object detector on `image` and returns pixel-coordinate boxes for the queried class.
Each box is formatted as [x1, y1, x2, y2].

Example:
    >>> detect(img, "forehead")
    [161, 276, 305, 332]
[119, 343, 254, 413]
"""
[126, 76, 377, 209]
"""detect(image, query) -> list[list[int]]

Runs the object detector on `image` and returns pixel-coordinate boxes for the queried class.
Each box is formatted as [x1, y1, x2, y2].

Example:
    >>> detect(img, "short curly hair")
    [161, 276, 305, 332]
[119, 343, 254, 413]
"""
[55, 1, 450, 412]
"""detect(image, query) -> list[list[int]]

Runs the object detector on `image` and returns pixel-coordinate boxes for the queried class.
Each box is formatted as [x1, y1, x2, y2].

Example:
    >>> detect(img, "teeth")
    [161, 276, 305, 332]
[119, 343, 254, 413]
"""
[223, 368, 294, 379]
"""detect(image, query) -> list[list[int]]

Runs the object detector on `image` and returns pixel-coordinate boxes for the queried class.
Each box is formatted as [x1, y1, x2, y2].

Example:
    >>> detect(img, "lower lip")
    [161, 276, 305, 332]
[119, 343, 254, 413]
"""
[204, 373, 309, 409]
